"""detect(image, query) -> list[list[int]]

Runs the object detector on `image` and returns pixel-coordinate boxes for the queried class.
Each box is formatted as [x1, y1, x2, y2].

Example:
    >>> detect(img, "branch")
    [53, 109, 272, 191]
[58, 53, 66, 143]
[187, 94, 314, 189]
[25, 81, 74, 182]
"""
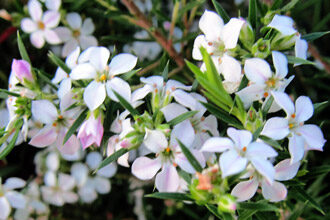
[308, 43, 330, 74]
[120, 0, 185, 68]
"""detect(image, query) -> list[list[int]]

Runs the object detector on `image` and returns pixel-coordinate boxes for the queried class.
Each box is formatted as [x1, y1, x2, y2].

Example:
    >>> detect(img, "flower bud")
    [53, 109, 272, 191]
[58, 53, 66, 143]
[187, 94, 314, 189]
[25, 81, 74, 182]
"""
[251, 38, 271, 59]
[217, 195, 236, 213]
[77, 114, 104, 149]
[271, 33, 296, 51]
[11, 59, 34, 84]
[239, 21, 255, 49]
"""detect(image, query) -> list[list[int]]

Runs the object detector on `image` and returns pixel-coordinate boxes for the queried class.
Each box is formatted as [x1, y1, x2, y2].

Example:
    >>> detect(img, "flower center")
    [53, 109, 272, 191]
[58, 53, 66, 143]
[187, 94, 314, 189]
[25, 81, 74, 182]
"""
[73, 29, 81, 38]
[289, 123, 294, 129]
[38, 21, 45, 30]
[99, 74, 107, 81]
[266, 78, 276, 88]
[242, 146, 247, 152]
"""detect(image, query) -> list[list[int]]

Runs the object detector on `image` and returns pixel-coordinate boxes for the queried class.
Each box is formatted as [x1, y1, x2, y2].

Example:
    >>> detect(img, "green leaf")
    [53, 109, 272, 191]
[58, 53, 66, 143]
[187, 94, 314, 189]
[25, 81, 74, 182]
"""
[177, 139, 202, 173]
[313, 101, 328, 115]
[281, 0, 300, 12]
[287, 56, 315, 66]
[48, 51, 71, 73]
[63, 108, 88, 145]
[168, 111, 198, 127]
[162, 60, 170, 81]
[113, 90, 139, 116]
[259, 135, 283, 150]
[178, 0, 206, 18]
[248, 0, 257, 28]
[145, 192, 193, 201]
[308, 165, 330, 177]
[211, 0, 230, 23]
[238, 201, 279, 212]
[291, 186, 325, 215]
[205, 204, 226, 219]
[302, 31, 330, 41]
[238, 209, 257, 220]
[262, 96, 274, 116]
[0, 129, 20, 160]
[271, 0, 283, 10]
[17, 31, 31, 63]
[201, 102, 244, 129]
[96, 148, 129, 171]
[121, 69, 141, 80]
[0, 89, 20, 97]
[35, 69, 58, 89]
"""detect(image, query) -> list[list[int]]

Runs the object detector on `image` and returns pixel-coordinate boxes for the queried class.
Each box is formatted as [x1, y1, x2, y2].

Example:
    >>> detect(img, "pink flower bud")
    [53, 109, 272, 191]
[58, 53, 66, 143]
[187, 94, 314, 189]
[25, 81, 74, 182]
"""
[11, 59, 34, 83]
[77, 114, 104, 149]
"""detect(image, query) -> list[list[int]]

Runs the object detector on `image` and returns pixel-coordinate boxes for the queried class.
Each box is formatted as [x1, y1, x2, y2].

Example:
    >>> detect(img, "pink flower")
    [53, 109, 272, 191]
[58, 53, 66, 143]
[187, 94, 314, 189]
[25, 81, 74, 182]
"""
[77, 114, 104, 149]
[11, 59, 34, 83]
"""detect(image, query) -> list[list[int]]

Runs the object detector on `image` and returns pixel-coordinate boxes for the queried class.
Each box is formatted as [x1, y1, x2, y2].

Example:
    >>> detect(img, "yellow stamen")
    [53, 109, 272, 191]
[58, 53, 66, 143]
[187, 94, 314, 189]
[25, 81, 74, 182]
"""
[289, 123, 294, 129]
[58, 115, 63, 120]
[52, 122, 57, 127]
[37, 21, 45, 30]
[291, 114, 296, 118]
[263, 92, 269, 98]
[165, 147, 171, 153]
[242, 146, 247, 152]
[100, 74, 107, 81]
[73, 30, 81, 38]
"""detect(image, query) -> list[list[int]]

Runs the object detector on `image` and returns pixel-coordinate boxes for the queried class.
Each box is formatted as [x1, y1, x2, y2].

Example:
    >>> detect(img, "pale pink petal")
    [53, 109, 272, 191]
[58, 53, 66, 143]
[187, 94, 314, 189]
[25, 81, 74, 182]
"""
[81, 18, 95, 35]
[170, 120, 195, 147]
[56, 128, 80, 155]
[143, 129, 168, 153]
[201, 115, 219, 136]
[227, 127, 252, 149]
[199, 10, 223, 42]
[172, 90, 197, 110]
[295, 96, 313, 123]
[155, 164, 180, 192]
[58, 78, 71, 99]
[272, 51, 288, 78]
[106, 77, 131, 102]
[261, 117, 289, 140]
[267, 14, 296, 36]
[275, 159, 300, 181]
[43, 11, 60, 29]
[231, 178, 258, 202]
[28, 0, 42, 21]
[109, 53, 138, 76]
[29, 125, 57, 147]
[222, 18, 245, 49]
[30, 30, 45, 48]
[244, 58, 272, 84]
[166, 80, 192, 92]
[44, 29, 62, 45]
[31, 100, 58, 124]
[70, 63, 96, 80]
[58, 173, 76, 191]
[66, 12, 82, 29]
[220, 150, 248, 177]
[21, 18, 37, 33]
[247, 142, 278, 159]
[175, 150, 205, 174]
[62, 39, 79, 58]
[0, 197, 11, 219]
[261, 180, 287, 202]
[288, 134, 305, 164]
[271, 91, 295, 116]
[161, 103, 187, 122]
[296, 125, 326, 150]
[140, 76, 163, 88]
[236, 84, 266, 108]
[45, 0, 61, 11]
[132, 157, 161, 180]
[54, 27, 72, 42]
[250, 157, 275, 183]
[79, 35, 98, 50]
[5, 191, 26, 209]
[201, 137, 234, 152]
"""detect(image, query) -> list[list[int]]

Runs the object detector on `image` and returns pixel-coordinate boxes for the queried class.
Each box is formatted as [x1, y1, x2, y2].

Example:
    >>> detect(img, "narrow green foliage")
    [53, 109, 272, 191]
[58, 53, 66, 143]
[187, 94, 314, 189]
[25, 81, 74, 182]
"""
[113, 90, 139, 116]
[145, 192, 193, 201]
[178, 0, 206, 18]
[281, 0, 300, 12]
[302, 31, 330, 41]
[168, 111, 198, 126]
[17, 31, 31, 63]
[262, 96, 274, 117]
[35, 69, 58, 89]
[63, 108, 88, 145]
[248, 0, 257, 28]
[211, 0, 230, 23]
[259, 135, 283, 150]
[313, 101, 328, 115]
[238, 201, 279, 212]
[271, 0, 283, 10]
[287, 56, 315, 65]
[96, 148, 128, 171]
[48, 51, 71, 73]
[162, 60, 170, 81]
[177, 139, 202, 172]
[0, 129, 20, 160]
[291, 186, 325, 215]
[122, 69, 141, 80]
[205, 204, 223, 219]
[0, 89, 20, 97]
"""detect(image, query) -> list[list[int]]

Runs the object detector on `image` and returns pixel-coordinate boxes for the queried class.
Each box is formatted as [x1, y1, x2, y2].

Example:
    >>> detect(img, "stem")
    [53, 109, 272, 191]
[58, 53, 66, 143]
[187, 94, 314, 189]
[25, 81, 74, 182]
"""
[120, 0, 185, 68]
[95, 0, 118, 11]
[308, 43, 330, 74]
[137, 60, 161, 76]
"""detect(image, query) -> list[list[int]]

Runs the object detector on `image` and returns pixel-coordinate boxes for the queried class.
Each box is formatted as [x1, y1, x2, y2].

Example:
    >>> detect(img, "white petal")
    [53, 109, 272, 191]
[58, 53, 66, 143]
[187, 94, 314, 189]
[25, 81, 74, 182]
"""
[272, 51, 288, 78]
[236, 84, 266, 108]
[78, 184, 97, 203]
[170, 120, 195, 147]
[70, 63, 96, 80]
[271, 91, 295, 116]
[231, 178, 258, 202]
[227, 127, 252, 149]
[166, 80, 192, 92]
[250, 157, 275, 183]
[28, 0, 42, 21]
[44, 29, 62, 45]
[30, 31, 45, 48]
[58, 78, 71, 99]
[81, 18, 95, 35]
[29, 125, 57, 147]
[296, 125, 326, 150]
[140, 76, 163, 88]
[199, 10, 224, 42]
[109, 53, 138, 76]
[71, 163, 89, 186]
[0, 197, 10, 219]
[58, 173, 76, 191]
[244, 58, 272, 83]
[132, 157, 162, 180]
[106, 77, 131, 102]
[3, 178, 25, 190]
[46, 152, 59, 171]
[21, 18, 37, 33]
[54, 27, 72, 42]
[161, 103, 187, 122]
[32, 100, 58, 124]
[295, 38, 308, 62]
[175, 150, 205, 174]
[155, 164, 180, 192]
[220, 150, 247, 177]
[201, 137, 234, 152]
[131, 85, 152, 103]
[143, 129, 168, 153]
[45, 0, 61, 11]
[66, 46, 80, 67]
[247, 142, 278, 159]
[295, 96, 313, 123]
[56, 129, 80, 155]
[275, 159, 300, 181]
[267, 14, 297, 36]
[201, 115, 219, 136]
[84, 81, 106, 110]
[86, 152, 102, 169]
[220, 54, 242, 82]
[288, 134, 305, 164]
[5, 191, 26, 209]
[172, 90, 198, 111]
[66, 12, 82, 29]
[88, 46, 110, 71]
[97, 163, 117, 178]
[62, 192, 78, 204]
[192, 35, 207, 60]
[61, 39, 79, 58]
[222, 18, 245, 49]
[43, 11, 60, 29]
[261, 180, 287, 202]
[79, 35, 98, 50]
[93, 176, 111, 194]
[44, 171, 56, 186]
[261, 117, 289, 140]
[52, 67, 68, 84]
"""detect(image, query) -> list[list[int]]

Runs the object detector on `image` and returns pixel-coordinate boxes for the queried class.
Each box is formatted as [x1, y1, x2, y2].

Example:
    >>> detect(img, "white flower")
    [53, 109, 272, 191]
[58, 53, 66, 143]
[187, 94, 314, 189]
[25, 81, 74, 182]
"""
[132, 126, 205, 192]
[54, 13, 98, 57]
[201, 127, 277, 183]
[0, 177, 26, 220]
[70, 46, 137, 110]
[236, 51, 294, 110]
[21, 0, 61, 48]
[231, 159, 300, 202]
[261, 91, 326, 163]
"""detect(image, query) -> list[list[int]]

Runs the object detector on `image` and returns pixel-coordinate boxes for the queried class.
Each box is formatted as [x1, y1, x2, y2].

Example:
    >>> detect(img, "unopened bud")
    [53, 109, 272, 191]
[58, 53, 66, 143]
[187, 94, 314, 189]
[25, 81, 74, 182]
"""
[217, 195, 236, 213]
[11, 59, 34, 84]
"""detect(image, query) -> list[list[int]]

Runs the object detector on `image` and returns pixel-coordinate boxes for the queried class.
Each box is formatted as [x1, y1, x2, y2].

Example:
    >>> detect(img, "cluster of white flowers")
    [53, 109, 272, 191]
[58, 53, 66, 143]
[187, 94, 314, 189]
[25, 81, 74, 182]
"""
[0, 0, 327, 218]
